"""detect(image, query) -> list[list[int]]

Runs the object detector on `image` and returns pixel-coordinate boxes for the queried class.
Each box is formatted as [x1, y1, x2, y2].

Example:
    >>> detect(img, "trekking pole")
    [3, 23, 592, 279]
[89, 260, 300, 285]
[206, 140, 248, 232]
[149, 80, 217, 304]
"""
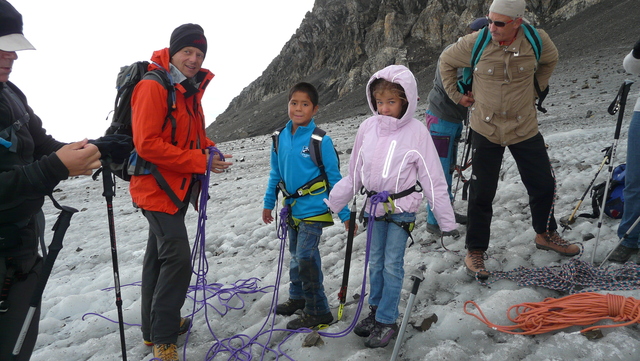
[453, 112, 472, 201]
[100, 161, 128, 361]
[390, 266, 425, 361]
[599, 215, 640, 267]
[337, 197, 357, 321]
[591, 79, 634, 264]
[560, 147, 611, 231]
[12, 204, 78, 359]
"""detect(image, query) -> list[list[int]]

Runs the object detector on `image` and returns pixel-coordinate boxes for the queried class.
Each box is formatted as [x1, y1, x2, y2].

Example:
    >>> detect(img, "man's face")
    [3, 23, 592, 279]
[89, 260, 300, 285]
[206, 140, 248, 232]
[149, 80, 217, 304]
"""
[487, 12, 522, 43]
[0, 50, 18, 82]
[170, 46, 204, 78]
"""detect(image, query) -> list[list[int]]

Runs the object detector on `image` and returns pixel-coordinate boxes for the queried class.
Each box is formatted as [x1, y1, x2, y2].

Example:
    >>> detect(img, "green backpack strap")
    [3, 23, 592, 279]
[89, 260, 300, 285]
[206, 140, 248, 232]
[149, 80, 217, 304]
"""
[521, 23, 542, 62]
[457, 27, 491, 94]
[520, 23, 549, 112]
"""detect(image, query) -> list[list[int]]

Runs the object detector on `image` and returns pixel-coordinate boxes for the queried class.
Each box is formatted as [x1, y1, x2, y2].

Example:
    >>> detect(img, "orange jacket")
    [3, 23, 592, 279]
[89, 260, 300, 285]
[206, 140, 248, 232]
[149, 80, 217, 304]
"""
[129, 48, 215, 214]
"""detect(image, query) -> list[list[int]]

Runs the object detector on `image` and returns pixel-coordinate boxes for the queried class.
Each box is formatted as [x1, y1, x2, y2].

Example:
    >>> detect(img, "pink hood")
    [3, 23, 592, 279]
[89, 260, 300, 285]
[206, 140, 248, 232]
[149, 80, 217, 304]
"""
[327, 65, 456, 231]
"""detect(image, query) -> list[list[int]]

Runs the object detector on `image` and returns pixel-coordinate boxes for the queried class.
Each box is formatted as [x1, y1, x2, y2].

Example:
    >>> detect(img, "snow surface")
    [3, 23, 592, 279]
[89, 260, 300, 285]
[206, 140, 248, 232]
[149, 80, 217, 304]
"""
[29, 55, 640, 361]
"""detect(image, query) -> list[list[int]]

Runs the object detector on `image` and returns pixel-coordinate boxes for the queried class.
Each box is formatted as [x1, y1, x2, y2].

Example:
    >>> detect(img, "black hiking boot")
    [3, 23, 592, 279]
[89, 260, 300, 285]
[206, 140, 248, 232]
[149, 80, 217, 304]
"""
[608, 244, 638, 263]
[275, 298, 305, 316]
[286, 311, 333, 330]
[354, 305, 377, 337]
[364, 321, 398, 348]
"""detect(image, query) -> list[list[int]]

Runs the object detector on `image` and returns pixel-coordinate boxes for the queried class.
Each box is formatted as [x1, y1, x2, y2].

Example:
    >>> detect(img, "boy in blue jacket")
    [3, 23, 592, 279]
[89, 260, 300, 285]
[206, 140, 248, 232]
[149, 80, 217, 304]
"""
[262, 82, 351, 329]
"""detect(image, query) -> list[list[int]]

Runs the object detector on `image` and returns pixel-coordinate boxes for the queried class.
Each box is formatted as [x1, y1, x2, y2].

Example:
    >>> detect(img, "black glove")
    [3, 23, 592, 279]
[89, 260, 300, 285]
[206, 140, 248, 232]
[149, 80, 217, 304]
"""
[88, 134, 133, 163]
[633, 39, 640, 59]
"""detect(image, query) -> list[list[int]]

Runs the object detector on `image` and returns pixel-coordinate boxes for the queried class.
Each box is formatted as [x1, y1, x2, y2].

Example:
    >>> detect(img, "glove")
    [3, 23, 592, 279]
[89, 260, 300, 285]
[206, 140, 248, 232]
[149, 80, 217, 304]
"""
[633, 39, 640, 59]
[88, 134, 133, 163]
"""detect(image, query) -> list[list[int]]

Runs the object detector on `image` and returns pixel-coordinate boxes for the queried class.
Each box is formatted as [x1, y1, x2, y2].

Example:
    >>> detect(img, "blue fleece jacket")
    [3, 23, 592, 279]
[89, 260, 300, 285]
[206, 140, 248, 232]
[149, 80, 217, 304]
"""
[263, 119, 350, 223]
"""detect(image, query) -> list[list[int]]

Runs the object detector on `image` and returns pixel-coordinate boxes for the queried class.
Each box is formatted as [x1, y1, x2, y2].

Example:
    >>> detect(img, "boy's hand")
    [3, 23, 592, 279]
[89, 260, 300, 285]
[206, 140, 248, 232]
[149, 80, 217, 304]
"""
[262, 208, 274, 224]
[344, 220, 358, 233]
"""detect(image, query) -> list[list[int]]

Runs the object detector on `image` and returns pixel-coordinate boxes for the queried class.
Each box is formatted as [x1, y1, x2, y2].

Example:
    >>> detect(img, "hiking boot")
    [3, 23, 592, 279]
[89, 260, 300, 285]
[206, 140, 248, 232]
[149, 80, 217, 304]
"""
[286, 311, 333, 330]
[465, 250, 489, 280]
[275, 298, 305, 316]
[535, 231, 580, 256]
[607, 244, 638, 263]
[455, 212, 468, 225]
[354, 306, 377, 337]
[153, 343, 179, 361]
[364, 321, 398, 348]
[427, 223, 460, 238]
[144, 317, 191, 346]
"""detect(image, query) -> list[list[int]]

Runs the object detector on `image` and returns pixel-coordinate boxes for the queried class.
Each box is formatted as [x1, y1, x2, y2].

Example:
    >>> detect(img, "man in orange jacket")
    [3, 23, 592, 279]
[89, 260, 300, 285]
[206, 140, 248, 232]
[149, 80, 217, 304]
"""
[130, 23, 232, 361]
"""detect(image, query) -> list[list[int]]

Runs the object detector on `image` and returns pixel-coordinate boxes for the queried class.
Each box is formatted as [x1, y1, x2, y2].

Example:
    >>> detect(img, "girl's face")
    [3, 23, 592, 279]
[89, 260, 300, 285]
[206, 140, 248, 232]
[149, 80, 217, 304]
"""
[288, 91, 318, 128]
[375, 90, 404, 119]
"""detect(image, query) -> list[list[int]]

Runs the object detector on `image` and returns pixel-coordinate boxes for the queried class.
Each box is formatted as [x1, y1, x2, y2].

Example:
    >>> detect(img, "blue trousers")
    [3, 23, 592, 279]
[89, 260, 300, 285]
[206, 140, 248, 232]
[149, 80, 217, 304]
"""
[287, 221, 330, 316]
[619, 111, 640, 248]
[426, 110, 463, 226]
[367, 212, 415, 324]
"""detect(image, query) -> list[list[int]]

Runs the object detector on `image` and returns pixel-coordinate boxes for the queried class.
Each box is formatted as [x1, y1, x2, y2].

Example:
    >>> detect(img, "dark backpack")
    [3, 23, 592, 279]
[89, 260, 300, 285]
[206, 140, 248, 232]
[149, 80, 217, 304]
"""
[94, 61, 185, 208]
[457, 24, 549, 113]
[581, 164, 626, 219]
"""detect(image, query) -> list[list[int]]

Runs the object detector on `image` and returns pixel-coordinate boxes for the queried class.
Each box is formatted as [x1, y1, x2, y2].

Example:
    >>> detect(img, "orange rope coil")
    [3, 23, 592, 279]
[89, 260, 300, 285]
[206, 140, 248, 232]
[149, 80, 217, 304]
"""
[464, 292, 640, 335]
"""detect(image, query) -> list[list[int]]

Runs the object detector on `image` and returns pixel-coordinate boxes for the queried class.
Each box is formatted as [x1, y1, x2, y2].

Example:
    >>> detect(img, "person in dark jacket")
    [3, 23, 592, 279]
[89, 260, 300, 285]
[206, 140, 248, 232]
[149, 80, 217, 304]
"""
[0, 1, 101, 360]
[425, 17, 488, 237]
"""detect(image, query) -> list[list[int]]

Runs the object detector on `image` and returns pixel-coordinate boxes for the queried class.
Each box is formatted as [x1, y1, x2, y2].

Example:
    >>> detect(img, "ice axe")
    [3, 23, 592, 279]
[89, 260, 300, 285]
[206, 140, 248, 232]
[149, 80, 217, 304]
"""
[12, 203, 78, 359]
[390, 266, 425, 361]
[337, 197, 357, 321]
[560, 147, 611, 231]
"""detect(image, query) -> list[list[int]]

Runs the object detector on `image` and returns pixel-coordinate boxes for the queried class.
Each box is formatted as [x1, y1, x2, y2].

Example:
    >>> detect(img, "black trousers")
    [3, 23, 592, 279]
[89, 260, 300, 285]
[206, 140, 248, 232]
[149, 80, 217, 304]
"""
[465, 131, 558, 251]
[0, 213, 44, 361]
[141, 205, 192, 345]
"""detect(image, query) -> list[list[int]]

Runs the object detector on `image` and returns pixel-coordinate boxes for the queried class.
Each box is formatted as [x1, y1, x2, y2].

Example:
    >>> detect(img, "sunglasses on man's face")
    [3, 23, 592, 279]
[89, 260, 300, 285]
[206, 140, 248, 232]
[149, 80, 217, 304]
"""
[485, 16, 515, 28]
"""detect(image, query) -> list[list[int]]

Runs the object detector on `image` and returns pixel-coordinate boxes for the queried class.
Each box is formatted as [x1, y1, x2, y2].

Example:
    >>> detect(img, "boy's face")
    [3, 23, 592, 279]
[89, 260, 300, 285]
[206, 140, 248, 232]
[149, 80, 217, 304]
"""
[288, 91, 318, 128]
[375, 90, 404, 119]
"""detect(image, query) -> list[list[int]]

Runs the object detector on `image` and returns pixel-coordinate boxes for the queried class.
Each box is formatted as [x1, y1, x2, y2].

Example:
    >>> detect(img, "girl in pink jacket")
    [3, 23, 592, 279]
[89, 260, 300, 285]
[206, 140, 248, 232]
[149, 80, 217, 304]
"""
[326, 64, 456, 348]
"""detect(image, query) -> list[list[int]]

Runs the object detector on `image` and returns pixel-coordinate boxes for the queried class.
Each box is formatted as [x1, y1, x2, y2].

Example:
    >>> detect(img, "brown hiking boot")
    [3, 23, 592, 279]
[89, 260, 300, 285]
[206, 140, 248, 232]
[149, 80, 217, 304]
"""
[153, 343, 179, 361]
[465, 250, 489, 280]
[535, 231, 580, 256]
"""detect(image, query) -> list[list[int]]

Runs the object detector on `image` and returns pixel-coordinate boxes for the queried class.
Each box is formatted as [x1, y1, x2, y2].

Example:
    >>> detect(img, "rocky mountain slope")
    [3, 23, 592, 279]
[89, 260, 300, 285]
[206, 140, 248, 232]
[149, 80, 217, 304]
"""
[206, 0, 633, 143]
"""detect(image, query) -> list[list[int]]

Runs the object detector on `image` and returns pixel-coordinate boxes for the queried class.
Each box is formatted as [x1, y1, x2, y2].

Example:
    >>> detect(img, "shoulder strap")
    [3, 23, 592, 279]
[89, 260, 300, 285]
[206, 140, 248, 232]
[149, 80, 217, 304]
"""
[309, 127, 326, 174]
[271, 126, 286, 154]
[521, 23, 542, 62]
[458, 27, 491, 94]
[144, 68, 178, 145]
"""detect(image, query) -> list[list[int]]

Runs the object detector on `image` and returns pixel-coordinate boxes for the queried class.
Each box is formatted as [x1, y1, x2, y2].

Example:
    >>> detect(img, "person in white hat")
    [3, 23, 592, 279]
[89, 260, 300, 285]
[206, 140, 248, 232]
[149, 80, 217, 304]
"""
[0, 1, 101, 360]
[439, 0, 578, 280]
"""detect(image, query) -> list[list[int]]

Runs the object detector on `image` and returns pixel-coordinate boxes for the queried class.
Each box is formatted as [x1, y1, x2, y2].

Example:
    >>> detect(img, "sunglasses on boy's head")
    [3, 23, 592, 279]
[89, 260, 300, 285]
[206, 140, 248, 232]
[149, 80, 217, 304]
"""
[485, 16, 515, 27]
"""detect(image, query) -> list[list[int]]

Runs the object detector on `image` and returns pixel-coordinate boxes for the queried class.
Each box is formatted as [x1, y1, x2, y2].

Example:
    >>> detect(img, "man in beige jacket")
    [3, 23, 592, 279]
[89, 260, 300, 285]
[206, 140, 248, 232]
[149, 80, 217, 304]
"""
[439, 0, 579, 280]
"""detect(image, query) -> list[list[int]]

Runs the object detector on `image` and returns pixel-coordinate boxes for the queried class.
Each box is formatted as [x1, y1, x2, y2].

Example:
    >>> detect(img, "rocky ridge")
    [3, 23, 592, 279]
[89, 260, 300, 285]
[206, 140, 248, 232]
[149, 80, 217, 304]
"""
[206, 0, 627, 143]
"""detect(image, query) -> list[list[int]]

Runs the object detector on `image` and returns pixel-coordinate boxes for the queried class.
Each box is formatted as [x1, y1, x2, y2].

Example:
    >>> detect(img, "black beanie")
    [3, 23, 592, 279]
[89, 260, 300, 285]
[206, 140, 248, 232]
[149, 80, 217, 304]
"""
[169, 23, 207, 58]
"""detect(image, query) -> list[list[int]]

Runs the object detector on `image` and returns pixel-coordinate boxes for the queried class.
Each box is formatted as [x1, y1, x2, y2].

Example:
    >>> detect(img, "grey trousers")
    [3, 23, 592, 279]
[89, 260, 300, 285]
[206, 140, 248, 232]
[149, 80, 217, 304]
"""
[141, 206, 192, 345]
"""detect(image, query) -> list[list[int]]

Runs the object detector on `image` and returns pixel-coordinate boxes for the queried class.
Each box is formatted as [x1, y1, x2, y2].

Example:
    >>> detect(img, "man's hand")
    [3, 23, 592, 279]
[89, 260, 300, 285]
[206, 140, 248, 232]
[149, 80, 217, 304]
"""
[205, 149, 233, 173]
[56, 139, 102, 176]
[458, 92, 475, 107]
[262, 208, 274, 224]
